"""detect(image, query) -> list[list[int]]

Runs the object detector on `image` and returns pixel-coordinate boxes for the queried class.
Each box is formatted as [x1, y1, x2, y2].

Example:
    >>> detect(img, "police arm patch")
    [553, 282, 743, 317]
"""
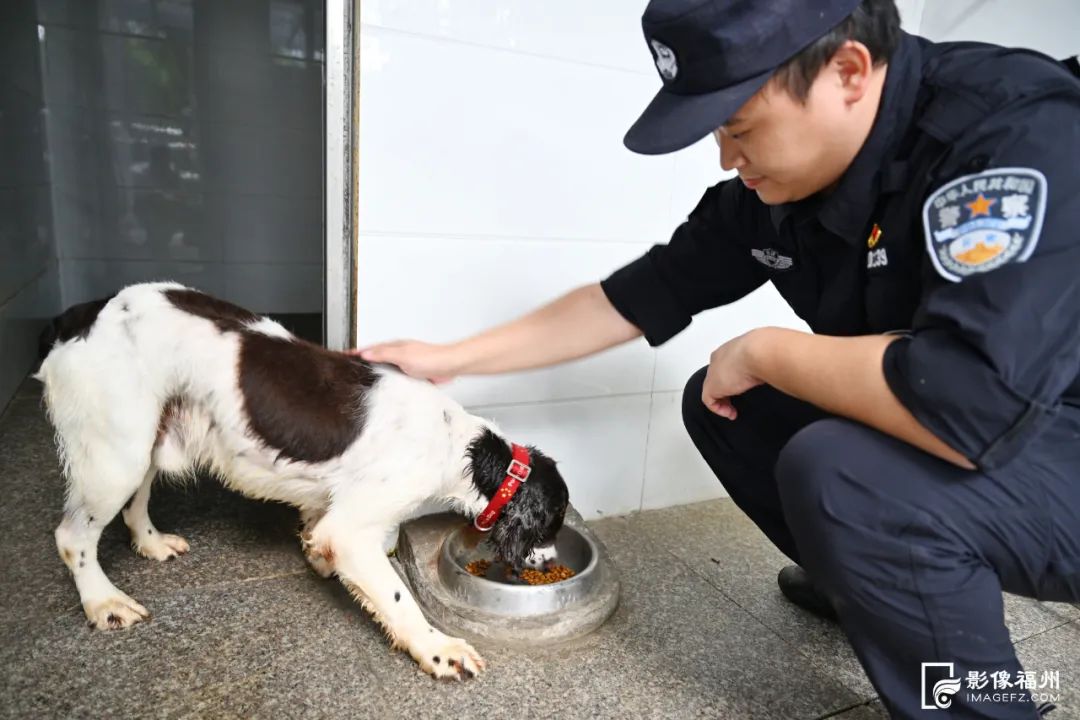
[921, 167, 1047, 282]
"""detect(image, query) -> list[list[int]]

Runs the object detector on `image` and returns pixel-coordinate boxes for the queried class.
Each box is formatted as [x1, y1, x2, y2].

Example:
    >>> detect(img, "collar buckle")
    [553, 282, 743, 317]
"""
[507, 458, 531, 483]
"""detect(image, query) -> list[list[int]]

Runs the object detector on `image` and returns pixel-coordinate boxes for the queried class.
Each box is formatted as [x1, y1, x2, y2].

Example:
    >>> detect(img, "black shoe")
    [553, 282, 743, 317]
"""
[777, 565, 838, 621]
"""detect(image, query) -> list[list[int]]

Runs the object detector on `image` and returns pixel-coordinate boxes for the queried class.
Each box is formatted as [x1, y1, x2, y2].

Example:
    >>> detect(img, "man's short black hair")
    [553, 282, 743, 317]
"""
[772, 0, 902, 101]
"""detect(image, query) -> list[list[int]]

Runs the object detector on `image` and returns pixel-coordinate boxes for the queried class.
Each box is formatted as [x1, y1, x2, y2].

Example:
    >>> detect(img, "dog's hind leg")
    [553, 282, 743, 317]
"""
[55, 449, 154, 630]
[122, 468, 190, 562]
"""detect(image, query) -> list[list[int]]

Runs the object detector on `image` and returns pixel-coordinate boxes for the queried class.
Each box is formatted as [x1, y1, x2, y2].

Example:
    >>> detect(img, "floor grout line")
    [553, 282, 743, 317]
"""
[1014, 617, 1078, 644]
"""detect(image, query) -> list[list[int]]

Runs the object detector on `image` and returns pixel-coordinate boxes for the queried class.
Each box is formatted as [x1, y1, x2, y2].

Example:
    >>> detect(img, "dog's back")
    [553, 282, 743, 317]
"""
[38, 282, 383, 500]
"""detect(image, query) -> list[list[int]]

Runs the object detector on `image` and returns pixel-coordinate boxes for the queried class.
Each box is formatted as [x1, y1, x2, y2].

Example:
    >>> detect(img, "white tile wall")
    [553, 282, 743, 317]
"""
[470, 394, 653, 519]
[916, 0, 1079, 59]
[357, 26, 674, 244]
[893, 0, 926, 33]
[667, 134, 729, 229]
[654, 284, 811, 394]
[359, 0, 651, 73]
[356, 233, 655, 407]
[642, 391, 726, 511]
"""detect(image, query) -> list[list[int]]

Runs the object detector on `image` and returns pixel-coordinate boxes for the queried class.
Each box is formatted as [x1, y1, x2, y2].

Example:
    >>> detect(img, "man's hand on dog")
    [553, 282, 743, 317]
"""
[353, 340, 459, 384]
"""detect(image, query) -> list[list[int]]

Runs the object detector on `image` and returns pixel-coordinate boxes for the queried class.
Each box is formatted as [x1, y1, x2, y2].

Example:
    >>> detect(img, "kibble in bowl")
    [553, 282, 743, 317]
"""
[464, 559, 491, 576]
[464, 558, 576, 585]
[519, 565, 576, 585]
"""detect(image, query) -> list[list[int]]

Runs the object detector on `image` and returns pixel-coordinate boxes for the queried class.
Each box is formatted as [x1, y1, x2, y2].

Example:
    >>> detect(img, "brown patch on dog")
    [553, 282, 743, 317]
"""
[239, 333, 377, 463]
[61, 548, 73, 565]
[164, 289, 259, 333]
[166, 287, 379, 464]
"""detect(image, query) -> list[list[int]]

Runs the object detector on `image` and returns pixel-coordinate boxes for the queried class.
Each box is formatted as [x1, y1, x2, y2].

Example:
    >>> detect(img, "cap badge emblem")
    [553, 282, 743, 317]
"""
[650, 39, 678, 81]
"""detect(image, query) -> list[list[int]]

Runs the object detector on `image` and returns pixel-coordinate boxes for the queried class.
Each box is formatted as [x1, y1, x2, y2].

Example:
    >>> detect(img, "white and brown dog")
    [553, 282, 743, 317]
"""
[36, 281, 569, 680]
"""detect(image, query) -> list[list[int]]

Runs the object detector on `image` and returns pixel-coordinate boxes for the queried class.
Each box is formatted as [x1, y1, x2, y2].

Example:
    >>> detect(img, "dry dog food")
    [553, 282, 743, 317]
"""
[465, 559, 491, 576]
[519, 565, 575, 585]
[464, 559, 575, 585]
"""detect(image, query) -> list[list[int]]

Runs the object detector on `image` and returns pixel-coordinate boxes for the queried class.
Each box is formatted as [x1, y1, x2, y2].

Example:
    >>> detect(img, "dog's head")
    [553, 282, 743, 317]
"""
[466, 430, 570, 572]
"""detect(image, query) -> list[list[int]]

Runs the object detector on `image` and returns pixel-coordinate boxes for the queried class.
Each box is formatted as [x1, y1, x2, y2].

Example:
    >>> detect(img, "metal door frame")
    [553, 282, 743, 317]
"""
[324, 0, 359, 350]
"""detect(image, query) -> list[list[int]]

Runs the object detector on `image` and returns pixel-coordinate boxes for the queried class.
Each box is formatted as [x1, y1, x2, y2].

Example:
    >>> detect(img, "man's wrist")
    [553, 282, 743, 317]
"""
[744, 326, 783, 383]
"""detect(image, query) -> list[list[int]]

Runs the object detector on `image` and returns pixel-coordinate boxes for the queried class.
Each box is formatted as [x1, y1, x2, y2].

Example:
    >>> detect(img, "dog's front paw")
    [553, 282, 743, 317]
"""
[414, 634, 486, 680]
[134, 532, 190, 562]
[84, 592, 150, 630]
[302, 545, 335, 579]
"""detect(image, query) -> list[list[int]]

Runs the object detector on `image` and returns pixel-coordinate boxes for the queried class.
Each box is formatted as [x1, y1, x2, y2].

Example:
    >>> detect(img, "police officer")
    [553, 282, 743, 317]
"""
[358, 1, 1080, 716]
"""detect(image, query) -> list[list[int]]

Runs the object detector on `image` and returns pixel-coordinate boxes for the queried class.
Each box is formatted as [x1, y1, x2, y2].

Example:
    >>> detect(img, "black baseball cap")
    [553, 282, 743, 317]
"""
[624, 0, 862, 155]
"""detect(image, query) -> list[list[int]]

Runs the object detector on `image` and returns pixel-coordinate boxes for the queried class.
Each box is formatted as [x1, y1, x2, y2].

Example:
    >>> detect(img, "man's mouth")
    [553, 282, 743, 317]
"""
[741, 176, 764, 189]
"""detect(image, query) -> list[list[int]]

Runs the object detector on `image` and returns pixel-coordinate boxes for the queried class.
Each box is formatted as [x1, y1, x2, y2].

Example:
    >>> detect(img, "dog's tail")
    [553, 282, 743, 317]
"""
[34, 295, 116, 380]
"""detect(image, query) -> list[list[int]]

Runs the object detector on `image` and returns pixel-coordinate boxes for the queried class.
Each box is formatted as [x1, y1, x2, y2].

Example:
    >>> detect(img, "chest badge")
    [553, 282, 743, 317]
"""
[751, 247, 793, 271]
[922, 167, 1047, 282]
[866, 222, 888, 269]
[867, 223, 882, 248]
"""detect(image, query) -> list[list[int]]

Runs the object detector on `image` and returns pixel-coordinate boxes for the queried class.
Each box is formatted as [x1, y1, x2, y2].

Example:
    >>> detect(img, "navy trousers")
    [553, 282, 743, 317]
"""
[682, 367, 1080, 719]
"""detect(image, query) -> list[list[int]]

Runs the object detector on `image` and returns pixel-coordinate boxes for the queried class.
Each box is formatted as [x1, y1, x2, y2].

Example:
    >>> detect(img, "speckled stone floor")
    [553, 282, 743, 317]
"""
[2, 378, 1077, 719]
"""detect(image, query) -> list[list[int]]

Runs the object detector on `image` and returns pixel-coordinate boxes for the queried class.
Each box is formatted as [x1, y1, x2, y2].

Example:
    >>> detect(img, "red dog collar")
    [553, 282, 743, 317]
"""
[473, 443, 531, 532]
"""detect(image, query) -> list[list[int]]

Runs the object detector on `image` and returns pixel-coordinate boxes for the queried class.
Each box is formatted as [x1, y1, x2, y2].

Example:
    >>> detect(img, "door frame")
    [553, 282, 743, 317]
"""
[324, 0, 359, 350]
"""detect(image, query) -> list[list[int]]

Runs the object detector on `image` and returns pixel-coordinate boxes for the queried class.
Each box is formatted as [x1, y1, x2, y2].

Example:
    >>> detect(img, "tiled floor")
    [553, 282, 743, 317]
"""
[2, 379, 1077, 719]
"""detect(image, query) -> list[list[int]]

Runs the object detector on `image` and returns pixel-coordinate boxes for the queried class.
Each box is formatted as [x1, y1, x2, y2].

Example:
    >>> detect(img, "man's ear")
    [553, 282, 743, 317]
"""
[831, 40, 875, 104]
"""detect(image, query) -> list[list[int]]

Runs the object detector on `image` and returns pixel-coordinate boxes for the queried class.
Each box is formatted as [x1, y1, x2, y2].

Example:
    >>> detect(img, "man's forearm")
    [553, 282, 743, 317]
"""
[747, 327, 975, 469]
[450, 284, 642, 375]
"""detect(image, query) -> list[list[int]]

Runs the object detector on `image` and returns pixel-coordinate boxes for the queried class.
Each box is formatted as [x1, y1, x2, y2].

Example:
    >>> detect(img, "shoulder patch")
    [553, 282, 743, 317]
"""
[921, 167, 1047, 282]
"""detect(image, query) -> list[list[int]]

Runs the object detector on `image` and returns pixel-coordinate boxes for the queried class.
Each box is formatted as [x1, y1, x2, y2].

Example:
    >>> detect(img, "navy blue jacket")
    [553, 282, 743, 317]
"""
[602, 32, 1080, 470]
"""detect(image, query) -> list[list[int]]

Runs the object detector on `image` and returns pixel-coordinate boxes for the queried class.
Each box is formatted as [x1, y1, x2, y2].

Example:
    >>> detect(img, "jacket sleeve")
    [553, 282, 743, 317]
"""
[883, 93, 1080, 470]
[600, 179, 769, 347]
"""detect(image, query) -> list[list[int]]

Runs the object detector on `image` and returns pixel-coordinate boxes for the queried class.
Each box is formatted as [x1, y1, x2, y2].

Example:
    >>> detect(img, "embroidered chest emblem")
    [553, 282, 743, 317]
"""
[922, 167, 1047, 282]
[751, 247, 793, 270]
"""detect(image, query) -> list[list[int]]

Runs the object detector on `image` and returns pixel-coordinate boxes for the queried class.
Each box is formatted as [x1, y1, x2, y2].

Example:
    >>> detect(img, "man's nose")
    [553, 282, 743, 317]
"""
[718, 133, 745, 172]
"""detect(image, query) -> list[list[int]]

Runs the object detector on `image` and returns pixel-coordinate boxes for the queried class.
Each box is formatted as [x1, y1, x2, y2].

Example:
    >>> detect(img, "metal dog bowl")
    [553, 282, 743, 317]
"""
[395, 506, 620, 647]
[438, 525, 600, 617]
